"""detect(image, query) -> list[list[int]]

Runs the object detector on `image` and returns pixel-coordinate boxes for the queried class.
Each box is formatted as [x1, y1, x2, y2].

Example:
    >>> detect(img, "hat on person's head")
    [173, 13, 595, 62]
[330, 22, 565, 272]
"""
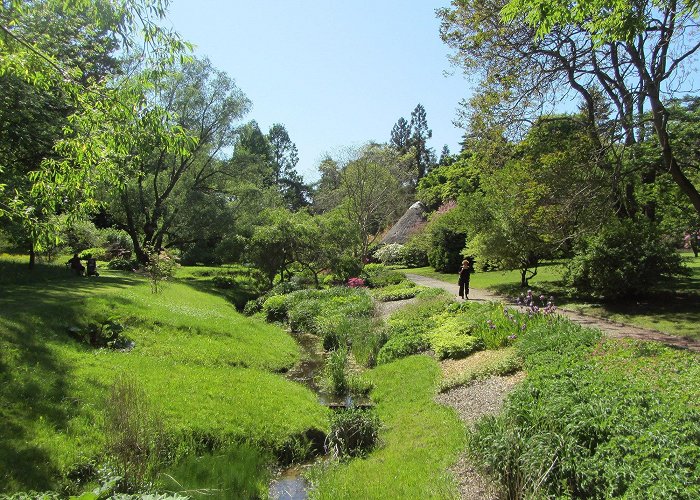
[462, 259, 470, 266]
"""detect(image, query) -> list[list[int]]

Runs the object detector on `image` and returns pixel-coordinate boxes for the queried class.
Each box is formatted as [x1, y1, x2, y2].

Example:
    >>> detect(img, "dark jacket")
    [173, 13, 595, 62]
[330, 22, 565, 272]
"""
[458, 267, 472, 285]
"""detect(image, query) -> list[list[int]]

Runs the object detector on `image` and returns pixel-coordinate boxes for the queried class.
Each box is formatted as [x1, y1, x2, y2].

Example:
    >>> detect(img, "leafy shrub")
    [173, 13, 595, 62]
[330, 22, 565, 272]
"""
[332, 254, 363, 283]
[376, 332, 430, 365]
[262, 295, 289, 322]
[325, 408, 381, 459]
[431, 332, 482, 360]
[63, 220, 103, 253]
[107, 258, 137, 271]
[243, 298, 263, 316]
[565, 218, 686, 300]
[79, 247, 107, 261]
[68, 318, 132, 350]
[399, 243, 428, 268]
[360, 264, 406, 288]
[428, 317, 483, 359]
[288, 301, 321, 333]
[370, 282, 420, 302]
[426, 206, 468, 272]
[374, 243, 405, 265]
[100, 228, 134, 260]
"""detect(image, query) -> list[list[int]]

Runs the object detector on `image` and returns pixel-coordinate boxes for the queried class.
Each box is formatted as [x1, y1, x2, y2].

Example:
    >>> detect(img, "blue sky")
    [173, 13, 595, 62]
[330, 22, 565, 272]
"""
[166, 1, 472, 182]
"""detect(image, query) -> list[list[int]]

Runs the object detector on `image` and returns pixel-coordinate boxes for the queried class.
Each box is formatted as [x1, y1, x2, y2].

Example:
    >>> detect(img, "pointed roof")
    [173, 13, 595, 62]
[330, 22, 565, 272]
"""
[380, 201, 428, 245]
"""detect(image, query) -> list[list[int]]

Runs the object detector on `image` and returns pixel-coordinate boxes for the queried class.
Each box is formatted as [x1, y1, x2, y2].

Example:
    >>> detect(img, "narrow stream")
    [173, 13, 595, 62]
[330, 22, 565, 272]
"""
[269, 332, 366, 499]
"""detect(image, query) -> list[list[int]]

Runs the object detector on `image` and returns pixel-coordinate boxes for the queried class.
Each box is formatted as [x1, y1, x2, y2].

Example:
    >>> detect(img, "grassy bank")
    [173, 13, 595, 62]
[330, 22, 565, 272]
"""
[310, 355, 465, 499]
[0, 256, 328, 493]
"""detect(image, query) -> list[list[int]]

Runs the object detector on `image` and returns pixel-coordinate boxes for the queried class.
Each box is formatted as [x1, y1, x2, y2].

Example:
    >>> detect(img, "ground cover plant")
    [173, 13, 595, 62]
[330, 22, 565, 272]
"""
[468, 318, 700, 499]
[0, 256, 328, 494]
[438, 347, 522, 392]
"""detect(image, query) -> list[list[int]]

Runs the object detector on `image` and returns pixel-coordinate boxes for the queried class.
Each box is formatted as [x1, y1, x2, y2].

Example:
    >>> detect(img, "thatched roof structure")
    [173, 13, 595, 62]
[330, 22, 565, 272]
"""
[380, 201, 428, 245]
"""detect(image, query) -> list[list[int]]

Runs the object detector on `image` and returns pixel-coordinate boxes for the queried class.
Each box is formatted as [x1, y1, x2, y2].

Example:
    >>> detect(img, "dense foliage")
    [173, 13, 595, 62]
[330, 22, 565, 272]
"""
[469, 320, 700, 499]
[565, 218, 686, 299]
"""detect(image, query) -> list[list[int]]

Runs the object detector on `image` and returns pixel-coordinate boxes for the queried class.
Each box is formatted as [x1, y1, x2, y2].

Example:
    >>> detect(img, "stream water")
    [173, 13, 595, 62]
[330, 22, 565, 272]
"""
[268, 333, 367, 499]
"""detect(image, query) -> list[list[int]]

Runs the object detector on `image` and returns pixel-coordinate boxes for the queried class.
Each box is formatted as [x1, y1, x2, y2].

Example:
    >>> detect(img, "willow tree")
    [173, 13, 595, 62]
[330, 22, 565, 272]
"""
[112, 58, 251, 264]
[0, 0, 190, 266]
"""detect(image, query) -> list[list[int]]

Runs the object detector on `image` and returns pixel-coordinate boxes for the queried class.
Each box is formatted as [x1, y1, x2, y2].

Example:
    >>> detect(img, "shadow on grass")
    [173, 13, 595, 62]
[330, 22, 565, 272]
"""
[0, 261, 141, 490]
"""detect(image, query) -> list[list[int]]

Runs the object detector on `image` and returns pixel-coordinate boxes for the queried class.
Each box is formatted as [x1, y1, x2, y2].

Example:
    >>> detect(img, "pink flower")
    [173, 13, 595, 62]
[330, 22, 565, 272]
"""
[347, 277, 366, 288]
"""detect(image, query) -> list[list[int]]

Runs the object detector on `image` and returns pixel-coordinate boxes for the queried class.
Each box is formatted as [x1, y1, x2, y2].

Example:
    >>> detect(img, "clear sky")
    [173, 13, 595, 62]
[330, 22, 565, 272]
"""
[165, 1, 472, 182]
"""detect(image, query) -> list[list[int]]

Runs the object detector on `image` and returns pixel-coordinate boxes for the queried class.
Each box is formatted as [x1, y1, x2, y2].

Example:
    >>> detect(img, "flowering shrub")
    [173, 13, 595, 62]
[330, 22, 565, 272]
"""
[374, 243, 405, 265]
[347, 277, 366, 288]
[146, 248, 177, 294]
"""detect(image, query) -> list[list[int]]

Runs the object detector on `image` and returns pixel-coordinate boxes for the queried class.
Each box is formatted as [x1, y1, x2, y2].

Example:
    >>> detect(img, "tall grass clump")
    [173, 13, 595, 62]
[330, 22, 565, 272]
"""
[468, 318, 700, 499]
[104, 375, 166, 493]
[325, 408, 381, 459]
[159, 444, 271, 499]
[323, 348, 350, 396]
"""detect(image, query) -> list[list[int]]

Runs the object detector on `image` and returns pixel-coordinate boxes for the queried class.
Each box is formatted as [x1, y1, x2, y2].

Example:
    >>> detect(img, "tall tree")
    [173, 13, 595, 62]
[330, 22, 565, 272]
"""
[410, 103, 435, 179]
[464, 114, 609, 285]
[268, 123, 298, 185]
[438, 145, 452, 166]
[112, 57, 250, 263]
[438, 0, 700, 216]
[338, 146, 404, 259]
[390, 117, 412, 153]
[267, 123, 310, 209]
[0, 0, 190, 266]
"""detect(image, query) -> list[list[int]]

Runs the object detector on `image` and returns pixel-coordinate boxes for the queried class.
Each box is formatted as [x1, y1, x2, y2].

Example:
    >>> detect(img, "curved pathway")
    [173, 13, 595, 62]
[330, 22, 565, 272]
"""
[406, 273, 700, 352]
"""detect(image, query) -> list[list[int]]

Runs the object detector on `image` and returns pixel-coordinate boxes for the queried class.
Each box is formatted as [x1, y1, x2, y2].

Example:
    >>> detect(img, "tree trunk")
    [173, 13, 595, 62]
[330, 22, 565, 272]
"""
[28, 242, 35, 270]
[645, 87, 700, 216]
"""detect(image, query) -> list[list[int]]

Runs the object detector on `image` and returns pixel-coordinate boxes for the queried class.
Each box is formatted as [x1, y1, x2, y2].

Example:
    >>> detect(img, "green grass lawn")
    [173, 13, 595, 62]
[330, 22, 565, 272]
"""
[404, 254, 700, 340]
[0, 255, 328, 493]
[310, 355, 465, 499]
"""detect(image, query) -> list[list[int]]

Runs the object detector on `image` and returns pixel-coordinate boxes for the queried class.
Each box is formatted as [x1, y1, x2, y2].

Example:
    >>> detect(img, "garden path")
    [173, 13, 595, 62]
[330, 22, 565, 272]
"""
[406, 273, 700, 352]
[374, 294, 515, 499]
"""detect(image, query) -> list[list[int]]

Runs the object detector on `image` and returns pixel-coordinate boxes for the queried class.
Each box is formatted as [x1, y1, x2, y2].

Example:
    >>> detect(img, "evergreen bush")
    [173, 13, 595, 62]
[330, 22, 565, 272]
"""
[565, 218, 685, 299]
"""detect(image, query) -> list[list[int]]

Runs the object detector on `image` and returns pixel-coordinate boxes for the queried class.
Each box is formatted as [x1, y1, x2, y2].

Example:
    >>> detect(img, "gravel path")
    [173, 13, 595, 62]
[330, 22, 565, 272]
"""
[374, 296, 419, 319]
[406, 273, 700, 352]
[436, 373, 524, 500]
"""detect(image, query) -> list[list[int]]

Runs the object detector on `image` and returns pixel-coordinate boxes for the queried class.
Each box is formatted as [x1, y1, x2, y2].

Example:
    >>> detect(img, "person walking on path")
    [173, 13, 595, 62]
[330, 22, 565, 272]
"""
[458, 259, 473, 300]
